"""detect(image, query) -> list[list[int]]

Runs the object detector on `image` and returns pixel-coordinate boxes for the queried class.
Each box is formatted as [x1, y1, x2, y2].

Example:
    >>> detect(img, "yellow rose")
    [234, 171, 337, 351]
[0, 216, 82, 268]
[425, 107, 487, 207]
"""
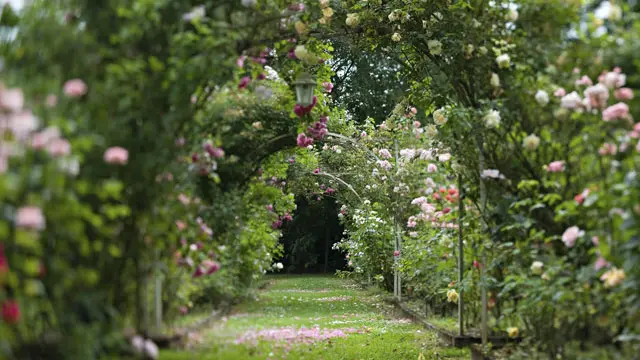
[295, 21, 308, 35]
[507, 327, 519, 338]
[322, 7, 334, 18]
[446, 289, 459, 303]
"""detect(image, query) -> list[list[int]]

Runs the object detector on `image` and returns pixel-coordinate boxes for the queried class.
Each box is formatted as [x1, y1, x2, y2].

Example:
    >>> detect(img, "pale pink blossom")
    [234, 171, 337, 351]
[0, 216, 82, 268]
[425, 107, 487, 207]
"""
[598, 143, 617, 156]
[562, 226, 584, 248]
[45, 94, 58, 108]
[322, 82, 334, 93]
[592, 236, 600, 246]
[602, 103, 629, 121]
[584, 84, 609, 109]
[46, 138, 71, 157]
[378, 149, 392, 159]
[553, 88, 566, 97]
[614, 88, 633, 100]
[178, 194, 191, 205]
[481, 169, 504, 179]
[603, 71, 626, 89]
[16, 206, 45, 230]
[104, 146, 129, 165]
[376, 160, 393, 170]
[546, 160, 565, 173]
[575, 75, 593, 86]
[176, 220, 187, 231]
[407, 216, 417, 228]
[560, 91, 582, 109]
[427, 163, 437, 173]
[594, 256, 609, 271]
[0, 88, 24, 112]
[7, 111, 39, 139]
[63, 79, 88, 97]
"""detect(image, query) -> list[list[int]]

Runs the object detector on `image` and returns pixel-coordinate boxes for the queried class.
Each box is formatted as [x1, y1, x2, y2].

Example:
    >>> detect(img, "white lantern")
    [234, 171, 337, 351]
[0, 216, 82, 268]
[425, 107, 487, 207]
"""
[293, 72, 316, 106]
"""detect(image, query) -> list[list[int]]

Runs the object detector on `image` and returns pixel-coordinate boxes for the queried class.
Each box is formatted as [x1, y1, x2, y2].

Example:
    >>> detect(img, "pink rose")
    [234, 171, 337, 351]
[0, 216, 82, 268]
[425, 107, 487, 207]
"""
[592, 236, 600, 246]
[0, 88, 24, 112]
[322, 82, 334, 93]
[45, 94, 58, 108]
[546, 160, 565, 173]
[575, 75, 593, 86]
[63, 79, 88, 97]
[46, 138, 71, 157]
[594, 256, 609, 271]
[614, 88, 633, 100]
[553, 88, 566, 97]
[176, 220, 187, 231]
[602, 103, 629, 121]
[104, 146, 129, 165]
[598, 143, 617, 156]
[562, 226, 584, 248]
[16, 206, 45, 230]
[393, 250, 400, 257]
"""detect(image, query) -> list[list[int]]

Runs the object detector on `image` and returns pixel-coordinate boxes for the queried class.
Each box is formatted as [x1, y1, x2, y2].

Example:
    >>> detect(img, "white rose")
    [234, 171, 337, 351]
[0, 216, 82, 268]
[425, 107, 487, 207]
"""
[391, 33, 402, 42]
[530, 261, 544, 275]
[346, 13, 360, 27]
[433, 108, 448, 125]
[505, 8, 518, 22]
[490, 73, 500, 88]
[483, 110, 501, 128]
[535, 90, 549, 106]
[522, 134, 540, 151]
[560, 91, 582, 109]
[496, 54, 511, 69]
[427, 40, 443, 55]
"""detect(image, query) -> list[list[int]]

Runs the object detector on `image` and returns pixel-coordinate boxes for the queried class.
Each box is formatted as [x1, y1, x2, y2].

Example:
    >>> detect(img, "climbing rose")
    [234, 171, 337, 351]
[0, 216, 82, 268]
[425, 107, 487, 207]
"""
[584, 84, 609, 109]
[574, 189, 590, 204]
[16, 206, 45, 230]
[490, 73, 500, 88]
[378, 149, 392, 159]
[322, 82, 333, 93]
[600, 267, 625, 287]
[1, 300, 20, 324]
[63, 79, 88, 97]
[546, 160, 565, 173]
[483, 110, 501, 128]
[345, 13, 359, 27]
[522, 134, 540, 151]
[614, 88, 633, 100]
[507, 327, 519, 338]
[104, 147, 129, 165]
[376, 160, 393, 171]
[0, 88, 24, 111]
[602, 103, 629, 121]
[296, 133, 313, 148]
[238, 76, 251, 89]
[433, 108, 447, 125]
[427, 163, 437, 173]
[602, 71, 626, 89]
[530, 261, 544, 275]
[553, 88, 566, 97]
[294, 96, 318, 117]
[427, 40, 443, 55]
[594, 256, 609, 271]
[599, 143, 617, 156]
[391, 33, 402, 42]
[481, 169, 504, 179]
[446, 289, 459, 303]
[393, 250, 400, 257]
[496, 54, 510, 69]
[575, 75, 593, 86]
[562, 226, 584, 248]
[535, 90, 549, 106]
[505, 8, 518, 22]
[561, 91, 582, 109]
[46, 138, 71, 157]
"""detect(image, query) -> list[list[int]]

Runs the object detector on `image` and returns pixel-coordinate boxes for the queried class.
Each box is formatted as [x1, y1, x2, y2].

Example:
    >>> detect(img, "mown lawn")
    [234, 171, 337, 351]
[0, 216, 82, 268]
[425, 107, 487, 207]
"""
[161, 275, 468, 360]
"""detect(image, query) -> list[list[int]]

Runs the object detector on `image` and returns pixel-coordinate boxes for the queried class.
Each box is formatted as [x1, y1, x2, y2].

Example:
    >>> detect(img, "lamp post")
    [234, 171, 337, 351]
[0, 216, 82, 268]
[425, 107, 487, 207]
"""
[293, 71, 316, 106]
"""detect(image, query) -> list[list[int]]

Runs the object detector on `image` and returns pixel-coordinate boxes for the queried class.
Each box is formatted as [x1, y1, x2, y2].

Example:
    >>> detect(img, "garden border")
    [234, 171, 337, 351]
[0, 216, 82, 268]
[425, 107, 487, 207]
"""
[386, 298, 519, 349]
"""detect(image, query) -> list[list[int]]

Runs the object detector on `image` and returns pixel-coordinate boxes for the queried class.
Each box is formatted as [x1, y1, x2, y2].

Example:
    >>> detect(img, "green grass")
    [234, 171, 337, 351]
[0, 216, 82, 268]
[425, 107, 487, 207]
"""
[161, 275, 468, 360]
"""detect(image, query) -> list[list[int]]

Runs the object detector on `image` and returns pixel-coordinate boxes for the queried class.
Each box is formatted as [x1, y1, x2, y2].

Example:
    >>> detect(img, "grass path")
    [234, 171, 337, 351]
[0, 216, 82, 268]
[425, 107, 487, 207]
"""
[161, 275, 468, 360]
